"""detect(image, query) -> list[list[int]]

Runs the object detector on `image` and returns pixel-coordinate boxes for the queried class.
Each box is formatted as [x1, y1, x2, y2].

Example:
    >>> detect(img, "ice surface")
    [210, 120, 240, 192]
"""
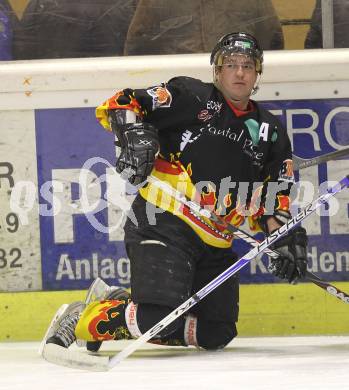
[1, 336, 349, 390]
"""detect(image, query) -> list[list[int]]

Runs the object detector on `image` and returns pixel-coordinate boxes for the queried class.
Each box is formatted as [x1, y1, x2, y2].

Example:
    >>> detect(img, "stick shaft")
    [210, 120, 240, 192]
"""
[293, 147, 349, 170]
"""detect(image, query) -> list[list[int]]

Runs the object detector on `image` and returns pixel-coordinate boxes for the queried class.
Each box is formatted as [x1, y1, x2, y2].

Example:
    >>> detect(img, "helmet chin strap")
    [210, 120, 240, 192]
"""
[251, 74, 261, 95]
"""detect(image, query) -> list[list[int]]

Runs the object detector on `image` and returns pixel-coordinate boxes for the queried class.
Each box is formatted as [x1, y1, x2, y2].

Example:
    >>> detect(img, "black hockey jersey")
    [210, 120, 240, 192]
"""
[96, 76, 294, 248]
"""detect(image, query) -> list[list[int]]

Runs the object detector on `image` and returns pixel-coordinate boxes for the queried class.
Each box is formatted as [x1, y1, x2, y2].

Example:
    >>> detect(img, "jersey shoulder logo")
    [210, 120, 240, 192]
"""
[147, 85, 172, 110]
[279, 159, 295, 183]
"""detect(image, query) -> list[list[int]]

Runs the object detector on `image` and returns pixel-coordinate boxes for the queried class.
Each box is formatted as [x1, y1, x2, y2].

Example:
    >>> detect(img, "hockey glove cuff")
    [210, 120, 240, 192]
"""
[269, 226, 308, 284]
[112, 122, 160, 185]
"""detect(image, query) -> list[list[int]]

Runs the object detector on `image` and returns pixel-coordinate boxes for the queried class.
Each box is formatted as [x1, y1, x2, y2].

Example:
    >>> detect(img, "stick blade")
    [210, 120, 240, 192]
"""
[42, 343, 110, 372]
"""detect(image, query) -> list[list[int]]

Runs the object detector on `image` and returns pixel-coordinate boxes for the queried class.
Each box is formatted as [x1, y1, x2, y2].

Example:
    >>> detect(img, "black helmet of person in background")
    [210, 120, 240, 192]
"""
[210, 32, 264, 74]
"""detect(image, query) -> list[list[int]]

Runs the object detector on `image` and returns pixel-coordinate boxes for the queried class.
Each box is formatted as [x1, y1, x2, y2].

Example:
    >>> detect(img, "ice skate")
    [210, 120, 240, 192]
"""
[83, 277, 130, 305]
[84, 279, 130, 352]
[41, 301, 85, 350]
[40, 299, 110, 371]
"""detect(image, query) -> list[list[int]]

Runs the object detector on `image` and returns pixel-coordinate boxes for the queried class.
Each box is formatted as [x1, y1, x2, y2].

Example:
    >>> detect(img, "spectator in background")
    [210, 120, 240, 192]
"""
[305, 0, 349, 48]
[124, 0, 284, 55]
[0, 0, 13, 60]
[13, 0, 138, 60]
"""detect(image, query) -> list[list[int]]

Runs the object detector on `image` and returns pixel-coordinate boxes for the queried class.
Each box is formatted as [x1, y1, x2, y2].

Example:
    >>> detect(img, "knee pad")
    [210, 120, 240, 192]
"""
[196, 320, 237, 350]
[127, 241, 195, 307]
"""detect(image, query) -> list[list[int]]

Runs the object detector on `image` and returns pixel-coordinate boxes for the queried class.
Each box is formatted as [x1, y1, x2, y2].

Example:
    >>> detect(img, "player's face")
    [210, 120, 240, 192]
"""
[216, 54, 258, 103]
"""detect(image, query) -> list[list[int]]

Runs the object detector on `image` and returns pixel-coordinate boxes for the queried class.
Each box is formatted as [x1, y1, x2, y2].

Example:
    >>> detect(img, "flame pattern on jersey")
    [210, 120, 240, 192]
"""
[96, 90, 146, 131]
[140, 158, 279, 248]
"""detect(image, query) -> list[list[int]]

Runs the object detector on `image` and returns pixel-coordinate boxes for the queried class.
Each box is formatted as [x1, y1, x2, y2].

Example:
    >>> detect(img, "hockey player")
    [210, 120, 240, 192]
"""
[43, 32, 308, 352]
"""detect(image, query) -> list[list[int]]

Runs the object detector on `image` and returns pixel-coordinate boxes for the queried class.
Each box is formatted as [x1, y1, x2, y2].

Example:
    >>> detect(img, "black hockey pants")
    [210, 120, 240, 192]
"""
[124, 195, 239, 350]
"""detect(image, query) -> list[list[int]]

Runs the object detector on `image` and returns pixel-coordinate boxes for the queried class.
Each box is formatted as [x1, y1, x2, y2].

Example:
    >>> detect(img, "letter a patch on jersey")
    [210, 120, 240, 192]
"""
[259, 122, 269, 141]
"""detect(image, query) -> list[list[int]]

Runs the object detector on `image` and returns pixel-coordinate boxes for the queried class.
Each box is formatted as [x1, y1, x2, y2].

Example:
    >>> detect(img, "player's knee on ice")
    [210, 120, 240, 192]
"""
[137, 304, 237, 350]
[197, 321, 237, 350]
[128, 241, 195, 308]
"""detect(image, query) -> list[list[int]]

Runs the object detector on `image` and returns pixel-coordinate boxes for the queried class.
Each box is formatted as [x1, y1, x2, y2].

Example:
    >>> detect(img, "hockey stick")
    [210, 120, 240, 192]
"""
[302, 273, 349, 304]
[107, 175, 349, 368]
[293, 146, 349, 171]
[148, 175, 349, 304]
[42, 175, 349, 371]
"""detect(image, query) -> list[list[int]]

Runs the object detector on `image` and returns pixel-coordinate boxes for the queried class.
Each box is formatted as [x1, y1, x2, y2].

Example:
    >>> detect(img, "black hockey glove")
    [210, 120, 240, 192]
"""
[269, 226, 308, 284]
[113, 122, 160, 185]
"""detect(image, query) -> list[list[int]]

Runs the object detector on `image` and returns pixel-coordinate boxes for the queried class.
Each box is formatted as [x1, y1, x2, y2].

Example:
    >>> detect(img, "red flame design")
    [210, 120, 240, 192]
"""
[88, 300, 123, 341]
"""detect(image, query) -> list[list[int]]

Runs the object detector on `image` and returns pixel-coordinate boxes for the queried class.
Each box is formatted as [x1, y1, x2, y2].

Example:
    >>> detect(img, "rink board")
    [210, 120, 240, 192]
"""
[1, 282, 349, 341]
